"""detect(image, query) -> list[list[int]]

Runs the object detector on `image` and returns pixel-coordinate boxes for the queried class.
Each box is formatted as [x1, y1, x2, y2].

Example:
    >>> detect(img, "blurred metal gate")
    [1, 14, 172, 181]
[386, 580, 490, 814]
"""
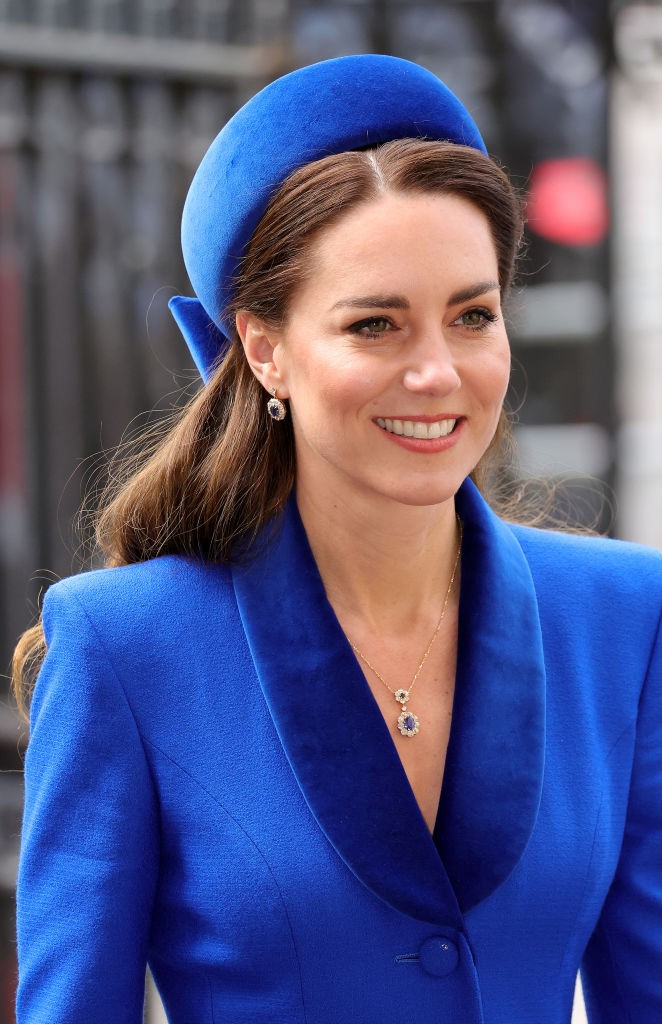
[0, 8, 288, 653]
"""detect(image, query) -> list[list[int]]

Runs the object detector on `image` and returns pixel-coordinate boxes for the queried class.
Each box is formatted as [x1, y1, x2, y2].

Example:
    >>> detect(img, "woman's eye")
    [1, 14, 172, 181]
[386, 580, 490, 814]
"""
[454, 307, 498, 331]
[347, 316, 392, 338]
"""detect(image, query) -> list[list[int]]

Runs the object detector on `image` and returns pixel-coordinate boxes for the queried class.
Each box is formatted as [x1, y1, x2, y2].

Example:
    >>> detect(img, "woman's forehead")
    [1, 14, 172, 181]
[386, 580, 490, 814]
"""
[305, 191, 498, 266]
[301, 192, 498, 290]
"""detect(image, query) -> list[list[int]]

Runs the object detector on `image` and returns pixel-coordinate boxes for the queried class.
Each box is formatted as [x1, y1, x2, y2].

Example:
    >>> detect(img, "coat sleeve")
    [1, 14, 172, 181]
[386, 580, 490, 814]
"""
[581, 610, 662, 1022]
[16, 580, 159, 1024]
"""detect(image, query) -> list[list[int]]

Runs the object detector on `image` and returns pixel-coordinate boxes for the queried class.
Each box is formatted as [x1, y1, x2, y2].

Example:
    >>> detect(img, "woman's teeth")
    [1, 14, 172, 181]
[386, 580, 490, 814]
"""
[375, 417, 457, 439]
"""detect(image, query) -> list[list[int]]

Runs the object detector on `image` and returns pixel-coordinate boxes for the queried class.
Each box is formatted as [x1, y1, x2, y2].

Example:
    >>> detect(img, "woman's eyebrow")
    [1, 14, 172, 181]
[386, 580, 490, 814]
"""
[330, 294, 410, 311]
[448, 280, 500, 305]
[330, 281, 500, 313]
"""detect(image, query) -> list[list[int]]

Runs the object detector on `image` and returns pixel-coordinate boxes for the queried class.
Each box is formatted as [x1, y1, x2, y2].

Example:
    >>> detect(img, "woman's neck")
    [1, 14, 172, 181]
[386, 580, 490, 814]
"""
[295, 481, 461, 633]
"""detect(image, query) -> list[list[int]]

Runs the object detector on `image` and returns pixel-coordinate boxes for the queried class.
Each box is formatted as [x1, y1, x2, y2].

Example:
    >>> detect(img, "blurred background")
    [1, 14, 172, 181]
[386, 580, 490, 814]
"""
[1, 0, 660, 1021]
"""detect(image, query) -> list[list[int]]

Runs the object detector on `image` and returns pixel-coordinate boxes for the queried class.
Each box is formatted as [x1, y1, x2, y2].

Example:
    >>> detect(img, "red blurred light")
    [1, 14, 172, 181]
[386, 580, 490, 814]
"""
[526, 157, 609, 246]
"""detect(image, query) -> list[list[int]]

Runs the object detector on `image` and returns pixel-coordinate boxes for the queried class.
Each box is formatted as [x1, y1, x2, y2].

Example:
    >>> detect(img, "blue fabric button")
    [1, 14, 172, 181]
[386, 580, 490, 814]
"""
[418, 935, 459, 977]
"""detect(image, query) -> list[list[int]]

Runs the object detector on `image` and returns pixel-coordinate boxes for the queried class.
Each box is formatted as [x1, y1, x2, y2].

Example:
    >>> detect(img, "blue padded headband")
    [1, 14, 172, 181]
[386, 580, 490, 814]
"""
[169, 53, 487, 381]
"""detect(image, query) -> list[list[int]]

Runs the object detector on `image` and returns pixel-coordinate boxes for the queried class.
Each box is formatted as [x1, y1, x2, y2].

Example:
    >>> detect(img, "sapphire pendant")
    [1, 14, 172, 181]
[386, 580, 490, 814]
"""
[397, 708, 420, 737]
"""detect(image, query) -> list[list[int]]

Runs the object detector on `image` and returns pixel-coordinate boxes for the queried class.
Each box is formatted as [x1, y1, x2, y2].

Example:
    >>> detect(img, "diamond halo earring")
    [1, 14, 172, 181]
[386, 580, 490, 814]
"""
[266, 387, 287, 421]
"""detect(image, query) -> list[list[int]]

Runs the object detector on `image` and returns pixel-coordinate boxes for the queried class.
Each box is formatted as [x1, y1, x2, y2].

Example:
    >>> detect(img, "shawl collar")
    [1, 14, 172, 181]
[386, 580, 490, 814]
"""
[437, 481, 546, 909]
[231, 479, 545, 921]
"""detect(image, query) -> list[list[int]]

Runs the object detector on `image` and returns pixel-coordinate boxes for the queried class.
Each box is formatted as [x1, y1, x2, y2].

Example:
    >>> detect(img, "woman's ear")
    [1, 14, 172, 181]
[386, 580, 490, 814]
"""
[235, 311, 289, 397]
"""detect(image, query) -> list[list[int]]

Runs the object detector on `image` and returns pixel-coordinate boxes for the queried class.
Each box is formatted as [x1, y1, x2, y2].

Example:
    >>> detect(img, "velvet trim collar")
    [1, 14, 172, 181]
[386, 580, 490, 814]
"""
[231, 479, 545, 923]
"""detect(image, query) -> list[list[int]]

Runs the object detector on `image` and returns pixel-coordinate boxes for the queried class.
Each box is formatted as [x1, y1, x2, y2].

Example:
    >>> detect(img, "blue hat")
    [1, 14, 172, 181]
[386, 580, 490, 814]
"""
[169, 53, 487, 382]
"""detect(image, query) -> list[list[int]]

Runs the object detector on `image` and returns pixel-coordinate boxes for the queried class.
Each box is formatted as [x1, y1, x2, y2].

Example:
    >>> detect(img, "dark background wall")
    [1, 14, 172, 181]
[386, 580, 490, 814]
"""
[0, 1, 617, 1019]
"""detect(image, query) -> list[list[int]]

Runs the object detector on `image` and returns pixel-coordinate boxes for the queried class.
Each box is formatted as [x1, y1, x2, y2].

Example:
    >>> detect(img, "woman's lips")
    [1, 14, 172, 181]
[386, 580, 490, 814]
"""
[374, 416, 464, 453]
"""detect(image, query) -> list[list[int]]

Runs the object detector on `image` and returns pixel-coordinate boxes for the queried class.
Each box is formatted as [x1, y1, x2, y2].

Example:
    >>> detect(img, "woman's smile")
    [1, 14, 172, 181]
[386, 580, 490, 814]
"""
[374, 416, 460, 438]
[374, 415, 464, 453]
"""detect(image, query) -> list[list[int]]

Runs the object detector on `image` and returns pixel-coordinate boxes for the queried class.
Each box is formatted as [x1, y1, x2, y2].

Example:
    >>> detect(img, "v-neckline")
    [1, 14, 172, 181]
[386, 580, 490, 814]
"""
[231, 478, 546, 918]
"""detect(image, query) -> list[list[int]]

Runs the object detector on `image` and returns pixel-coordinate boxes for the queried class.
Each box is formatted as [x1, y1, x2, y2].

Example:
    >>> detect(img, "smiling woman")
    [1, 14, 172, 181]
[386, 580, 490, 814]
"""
[13, 55, 662, 1024]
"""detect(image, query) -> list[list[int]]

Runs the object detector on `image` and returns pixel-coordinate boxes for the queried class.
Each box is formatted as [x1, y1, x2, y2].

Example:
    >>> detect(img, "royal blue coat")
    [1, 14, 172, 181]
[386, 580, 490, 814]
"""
[17, 479, 662, 1024]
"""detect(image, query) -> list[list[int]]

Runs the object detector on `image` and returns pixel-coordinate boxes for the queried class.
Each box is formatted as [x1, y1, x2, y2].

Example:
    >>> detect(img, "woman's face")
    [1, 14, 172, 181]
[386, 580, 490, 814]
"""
[267, 191, 511, 512]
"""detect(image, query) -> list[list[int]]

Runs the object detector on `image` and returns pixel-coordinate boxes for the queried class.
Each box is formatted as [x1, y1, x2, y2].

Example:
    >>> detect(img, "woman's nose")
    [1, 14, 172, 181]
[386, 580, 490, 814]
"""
[401, 329, 461, 395]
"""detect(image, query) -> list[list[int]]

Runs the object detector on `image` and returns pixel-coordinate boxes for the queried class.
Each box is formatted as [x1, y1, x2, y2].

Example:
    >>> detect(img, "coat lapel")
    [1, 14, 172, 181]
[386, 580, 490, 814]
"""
[232, 499, 464, 927]
[232, 478, 545, 921]
[436, 480, 546, 910]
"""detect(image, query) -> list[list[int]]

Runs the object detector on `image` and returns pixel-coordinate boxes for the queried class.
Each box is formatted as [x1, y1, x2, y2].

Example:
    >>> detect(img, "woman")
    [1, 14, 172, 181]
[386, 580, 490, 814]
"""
[14, 55, 662, 1024]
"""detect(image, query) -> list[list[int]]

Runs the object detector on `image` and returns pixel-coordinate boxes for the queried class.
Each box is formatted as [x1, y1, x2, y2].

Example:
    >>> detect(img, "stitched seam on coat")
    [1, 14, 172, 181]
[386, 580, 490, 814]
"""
[639, 601, 662, 711]
[585, 604, 662, 961]
[143, 736, 309, 1024]
[53, 585, 165, 1009]
[572, 720, 638, 1022]
[63, 587, 169, 969]
[566, 784, 607, 1012]
[206, 971, 215, 1024]
[586, 606, 662, 1023]
[562, 600, 662, 1011]
[598, 921, 633, 1024]
[64, 586, 163, 816]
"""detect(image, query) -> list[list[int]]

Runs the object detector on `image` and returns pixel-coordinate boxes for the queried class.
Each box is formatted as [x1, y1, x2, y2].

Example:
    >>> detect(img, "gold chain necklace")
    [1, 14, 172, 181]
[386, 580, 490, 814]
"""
[348, 519, 462, 738]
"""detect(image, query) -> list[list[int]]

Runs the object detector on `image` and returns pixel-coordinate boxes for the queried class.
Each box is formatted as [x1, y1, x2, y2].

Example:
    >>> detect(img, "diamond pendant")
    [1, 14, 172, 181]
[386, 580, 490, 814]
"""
[397, 707, 420, 737]
[394, 689, 419, 736]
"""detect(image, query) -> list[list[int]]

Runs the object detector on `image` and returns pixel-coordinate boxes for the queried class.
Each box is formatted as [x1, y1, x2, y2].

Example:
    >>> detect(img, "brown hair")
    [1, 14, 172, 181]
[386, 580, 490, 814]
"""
[12, 138, 524, 718]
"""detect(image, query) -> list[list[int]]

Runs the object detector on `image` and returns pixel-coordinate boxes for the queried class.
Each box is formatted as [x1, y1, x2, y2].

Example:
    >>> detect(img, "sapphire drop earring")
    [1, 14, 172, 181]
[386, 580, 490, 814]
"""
[266, 387, 287, 421]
